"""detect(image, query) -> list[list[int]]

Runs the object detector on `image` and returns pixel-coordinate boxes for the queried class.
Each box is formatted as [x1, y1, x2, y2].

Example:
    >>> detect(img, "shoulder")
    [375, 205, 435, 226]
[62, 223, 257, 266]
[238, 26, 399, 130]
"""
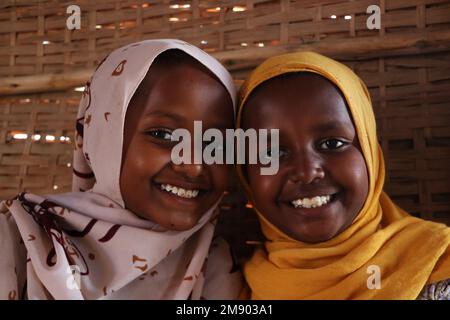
[417, 278, 450, 300]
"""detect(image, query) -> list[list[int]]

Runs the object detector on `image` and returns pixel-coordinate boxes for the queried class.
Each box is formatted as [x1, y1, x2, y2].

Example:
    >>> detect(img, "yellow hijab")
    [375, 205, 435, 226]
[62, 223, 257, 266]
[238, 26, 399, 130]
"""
[236, 51, 450, 300]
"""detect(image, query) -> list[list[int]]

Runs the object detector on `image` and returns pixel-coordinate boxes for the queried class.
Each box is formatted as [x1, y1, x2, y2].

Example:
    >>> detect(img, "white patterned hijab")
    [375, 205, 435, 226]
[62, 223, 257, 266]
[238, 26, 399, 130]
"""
[73, 39, 236, 206]
[0, 39, 242, 300]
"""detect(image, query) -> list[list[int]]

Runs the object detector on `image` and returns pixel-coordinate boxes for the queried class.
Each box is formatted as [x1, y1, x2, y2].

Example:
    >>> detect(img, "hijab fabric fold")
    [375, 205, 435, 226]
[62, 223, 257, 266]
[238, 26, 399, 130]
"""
[237, 51, 450, 299]
[0, 39, 242, 300]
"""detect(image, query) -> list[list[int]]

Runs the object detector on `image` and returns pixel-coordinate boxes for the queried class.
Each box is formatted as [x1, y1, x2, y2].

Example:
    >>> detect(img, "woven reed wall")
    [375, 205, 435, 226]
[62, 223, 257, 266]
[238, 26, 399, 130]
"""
[1, 1, 450, 256]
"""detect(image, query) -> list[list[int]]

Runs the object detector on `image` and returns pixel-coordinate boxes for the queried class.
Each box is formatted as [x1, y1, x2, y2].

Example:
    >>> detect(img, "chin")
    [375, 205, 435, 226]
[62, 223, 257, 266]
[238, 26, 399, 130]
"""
[168, 221, 198, 231]
[301, 233, 335, 244]
[288, 224, 342, 244]
[165, 211, 204, 231]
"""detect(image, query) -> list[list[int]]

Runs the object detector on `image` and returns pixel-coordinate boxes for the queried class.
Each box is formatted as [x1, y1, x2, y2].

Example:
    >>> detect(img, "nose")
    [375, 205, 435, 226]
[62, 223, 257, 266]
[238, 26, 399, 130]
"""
[287, 151, 325, 184]
[171, 162, 204, 178]
[170, 141, 206, 178]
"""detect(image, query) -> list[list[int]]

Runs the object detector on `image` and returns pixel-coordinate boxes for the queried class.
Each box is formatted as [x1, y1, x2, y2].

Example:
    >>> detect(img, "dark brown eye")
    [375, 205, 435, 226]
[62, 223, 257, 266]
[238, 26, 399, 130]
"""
[261, 148, 288, 160]
[146, 129, 173, 141]
[319, 139, 346, 150]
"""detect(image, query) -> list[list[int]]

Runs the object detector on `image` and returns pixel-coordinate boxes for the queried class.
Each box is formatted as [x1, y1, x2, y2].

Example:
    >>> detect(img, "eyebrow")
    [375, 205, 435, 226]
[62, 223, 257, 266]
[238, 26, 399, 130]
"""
[143, 110, 232, 129]
[312, 121, 353, 134]
[142, 110, 184, 121]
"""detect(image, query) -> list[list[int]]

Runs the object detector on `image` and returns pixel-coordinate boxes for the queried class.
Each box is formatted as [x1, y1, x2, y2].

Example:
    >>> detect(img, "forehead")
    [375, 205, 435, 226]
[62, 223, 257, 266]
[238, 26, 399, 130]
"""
[242, 73, 353, 129]
[127, 56, 234, 126]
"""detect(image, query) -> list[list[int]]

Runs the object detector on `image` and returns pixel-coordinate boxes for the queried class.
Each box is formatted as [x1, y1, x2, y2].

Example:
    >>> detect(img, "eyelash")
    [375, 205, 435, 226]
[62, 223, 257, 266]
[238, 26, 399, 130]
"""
[145, 128, 173, 141]
[262, 138, 348, 160]
[261, 148, 288, 160]
[317, 138, 348, 151]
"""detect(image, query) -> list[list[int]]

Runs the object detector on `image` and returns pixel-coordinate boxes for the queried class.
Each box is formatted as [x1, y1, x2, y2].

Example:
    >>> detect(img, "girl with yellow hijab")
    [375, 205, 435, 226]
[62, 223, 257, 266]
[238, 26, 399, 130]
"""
[236, 51, 450, 300]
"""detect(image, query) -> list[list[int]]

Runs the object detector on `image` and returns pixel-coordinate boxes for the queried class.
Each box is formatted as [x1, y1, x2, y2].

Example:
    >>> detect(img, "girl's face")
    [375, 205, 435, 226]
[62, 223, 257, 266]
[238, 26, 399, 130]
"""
[120, 54, 234, 231]
[241, 73, 369, 243]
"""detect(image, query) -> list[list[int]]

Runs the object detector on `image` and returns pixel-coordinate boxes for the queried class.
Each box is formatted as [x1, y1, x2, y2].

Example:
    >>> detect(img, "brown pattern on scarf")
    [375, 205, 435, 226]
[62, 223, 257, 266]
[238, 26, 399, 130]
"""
[84, 153, 91, 165]
[75, 116, 84, 150]
[8, 290, 16, 300]
[73, 168, 95, 179]
[112, 60, 127, 76]
[84, 114, 92, 126]
[64, 218, 97, 237]
[98, 224, 121, 242]
[74, 132, 83, 150]
[67, 246, 80, 258]
[121, 43, 142, 52]
[139, 272, 148, 280]
[18, 193, 90, 275]
[27, 234, 36, 241]
[104, 112, 111, 121]
[4, 195, 18, 208]
[95, 54, 109, 72]
[132, 255, 148, 272]
[41, 199, 66, 216]
[82, 80, 92, 112]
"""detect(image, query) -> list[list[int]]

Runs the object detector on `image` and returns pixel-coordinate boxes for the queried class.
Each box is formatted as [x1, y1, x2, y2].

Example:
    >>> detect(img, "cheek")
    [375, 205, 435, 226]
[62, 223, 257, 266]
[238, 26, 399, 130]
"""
[353, 156, 369, 207]
[121, 141, 170, 185]
[333, 150, 369, 207]
[247, 165, 279, 204]
[209, 164, 232, 193]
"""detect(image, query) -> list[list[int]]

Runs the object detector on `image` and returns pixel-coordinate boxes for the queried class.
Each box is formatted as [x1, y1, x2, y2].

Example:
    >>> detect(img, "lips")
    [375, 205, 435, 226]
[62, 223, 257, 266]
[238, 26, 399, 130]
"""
[278, 187, 340, 214]
[291, 194, 332, 208]
[280, 189, 339, 203]
[160, 183, 200, 199]
[281, 193, 340, 220]
[153, 179, 210, 204]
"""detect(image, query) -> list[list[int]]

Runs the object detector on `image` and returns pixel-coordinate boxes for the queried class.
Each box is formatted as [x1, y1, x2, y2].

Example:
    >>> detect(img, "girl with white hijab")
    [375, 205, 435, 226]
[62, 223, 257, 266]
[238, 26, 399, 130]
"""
[0, 39, 243, 300]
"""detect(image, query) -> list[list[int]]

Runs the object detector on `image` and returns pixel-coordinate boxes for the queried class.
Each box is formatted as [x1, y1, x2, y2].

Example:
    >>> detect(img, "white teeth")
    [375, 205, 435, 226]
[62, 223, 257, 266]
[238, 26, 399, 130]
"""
[291, 195, 332, 209]
[160, 184, 200, 199]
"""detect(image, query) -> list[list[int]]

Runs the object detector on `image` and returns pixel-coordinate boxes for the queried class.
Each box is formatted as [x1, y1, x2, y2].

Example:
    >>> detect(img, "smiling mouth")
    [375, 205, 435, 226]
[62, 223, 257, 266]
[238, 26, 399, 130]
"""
[290, 193, 338, 209]
[159, 183, 201, 199]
